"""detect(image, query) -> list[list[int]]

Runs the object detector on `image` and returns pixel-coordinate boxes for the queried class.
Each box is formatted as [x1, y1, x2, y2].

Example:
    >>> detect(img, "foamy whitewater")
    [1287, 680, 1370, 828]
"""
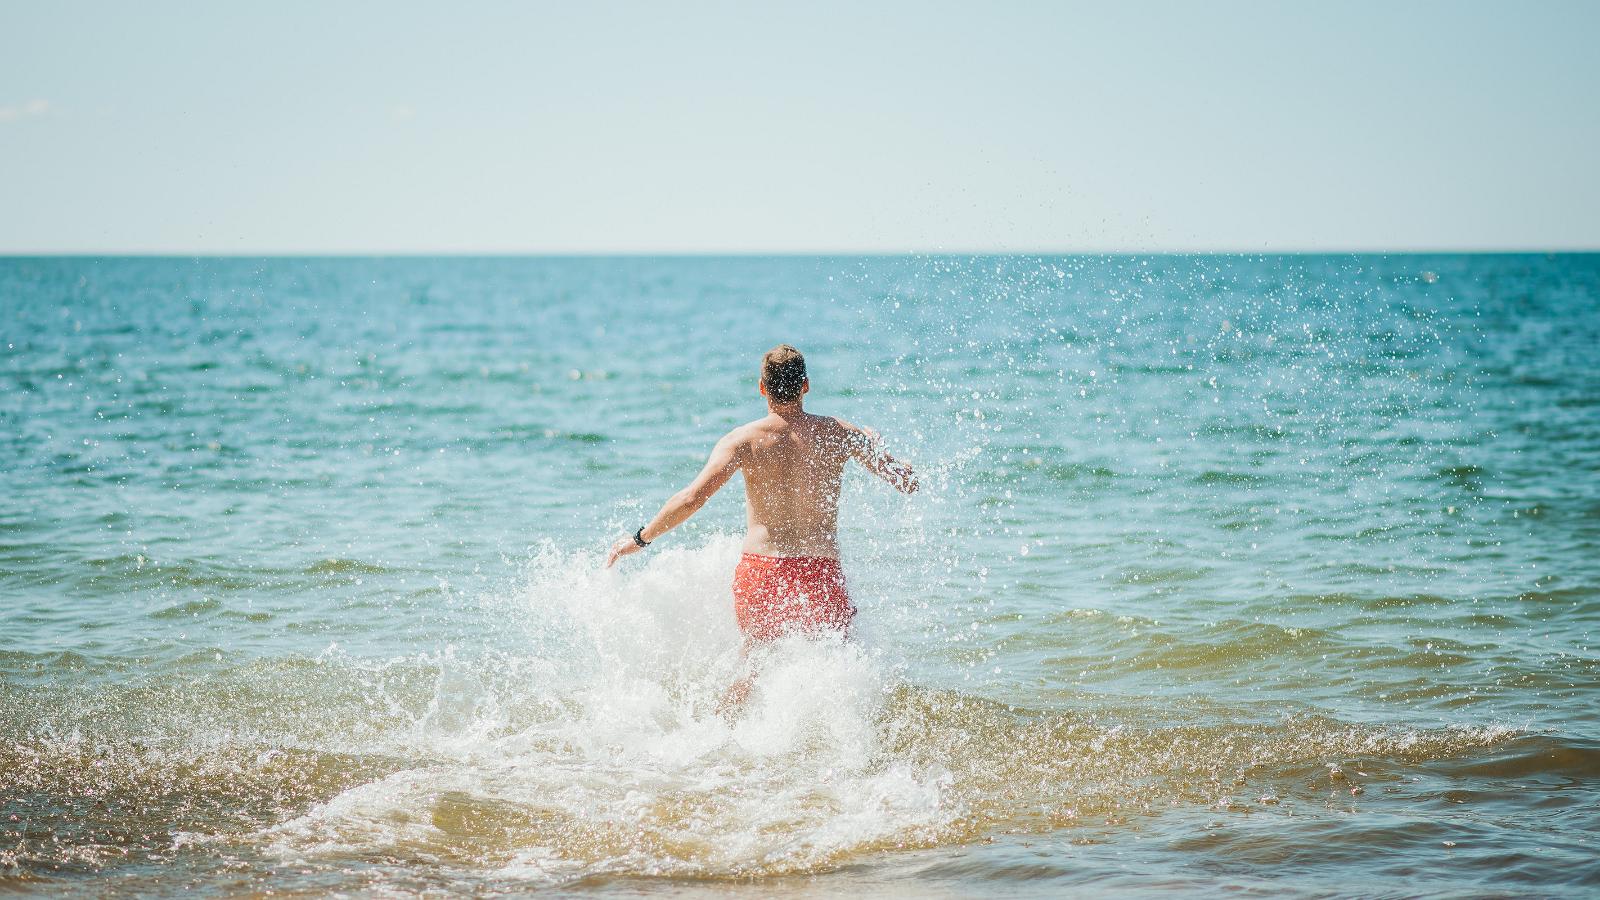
[2, 255, 1596, 895]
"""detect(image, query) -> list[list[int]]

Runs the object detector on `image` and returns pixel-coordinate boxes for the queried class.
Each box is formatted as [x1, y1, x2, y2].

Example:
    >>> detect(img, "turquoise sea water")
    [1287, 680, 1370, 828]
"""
[2, 254, 1597, 896]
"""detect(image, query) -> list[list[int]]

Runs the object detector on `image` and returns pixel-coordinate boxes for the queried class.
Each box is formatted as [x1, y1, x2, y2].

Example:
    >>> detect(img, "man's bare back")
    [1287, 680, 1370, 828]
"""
[710, 410, 915, 558]
[737, 411, 852, 558]
[606, 346, 915, 569]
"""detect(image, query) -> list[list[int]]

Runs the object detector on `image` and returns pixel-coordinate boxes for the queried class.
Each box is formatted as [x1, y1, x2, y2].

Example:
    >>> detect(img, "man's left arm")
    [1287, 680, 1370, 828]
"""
[841, 420, 919, 494]
[606, 432, 742, 567]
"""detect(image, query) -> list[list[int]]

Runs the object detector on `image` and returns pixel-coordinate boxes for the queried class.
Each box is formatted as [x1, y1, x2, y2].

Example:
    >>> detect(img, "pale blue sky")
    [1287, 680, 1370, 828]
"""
[2, 1, 1596, 253]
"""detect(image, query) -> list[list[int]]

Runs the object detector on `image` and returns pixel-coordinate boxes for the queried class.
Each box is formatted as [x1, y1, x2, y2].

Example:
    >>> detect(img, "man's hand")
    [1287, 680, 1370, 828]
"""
[606, 535, 643, 568]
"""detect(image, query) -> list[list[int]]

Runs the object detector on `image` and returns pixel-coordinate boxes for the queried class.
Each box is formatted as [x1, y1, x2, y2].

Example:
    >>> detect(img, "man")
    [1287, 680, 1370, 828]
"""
[606, 344, 918, 650]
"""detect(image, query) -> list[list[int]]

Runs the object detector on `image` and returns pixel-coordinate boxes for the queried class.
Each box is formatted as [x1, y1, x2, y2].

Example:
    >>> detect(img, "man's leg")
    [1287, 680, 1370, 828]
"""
[717, 640, 758, 715]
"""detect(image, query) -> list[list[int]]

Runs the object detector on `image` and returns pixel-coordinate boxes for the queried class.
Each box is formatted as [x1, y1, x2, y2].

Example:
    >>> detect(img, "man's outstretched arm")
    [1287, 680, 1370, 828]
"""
[606, 432, 742, 567]
[842, 420, 919, 494]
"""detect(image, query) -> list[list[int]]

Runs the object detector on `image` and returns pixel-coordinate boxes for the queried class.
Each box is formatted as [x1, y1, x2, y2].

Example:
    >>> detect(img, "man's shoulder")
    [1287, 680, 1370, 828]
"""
[718, 414, 862, 447]
[818, 414, 867, 440]
[718, 418, 770, 447]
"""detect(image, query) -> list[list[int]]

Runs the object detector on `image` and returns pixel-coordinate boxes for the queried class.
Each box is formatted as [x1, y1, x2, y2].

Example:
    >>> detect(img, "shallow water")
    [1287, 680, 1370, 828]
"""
[2, 254, 1597, 895]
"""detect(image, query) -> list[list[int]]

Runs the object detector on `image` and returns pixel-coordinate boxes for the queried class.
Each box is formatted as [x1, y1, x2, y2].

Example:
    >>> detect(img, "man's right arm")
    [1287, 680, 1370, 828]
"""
[606, 430, 743, 567]
[840, 420, 918, 494]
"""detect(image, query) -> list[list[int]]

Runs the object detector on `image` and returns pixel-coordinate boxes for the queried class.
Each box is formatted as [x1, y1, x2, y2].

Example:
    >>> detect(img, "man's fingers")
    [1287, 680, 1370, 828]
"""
[606, 538, 635, 568]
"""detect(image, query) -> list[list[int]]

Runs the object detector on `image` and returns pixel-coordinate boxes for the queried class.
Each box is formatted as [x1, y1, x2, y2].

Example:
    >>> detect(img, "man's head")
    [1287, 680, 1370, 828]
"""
[760, 344, 807, 403]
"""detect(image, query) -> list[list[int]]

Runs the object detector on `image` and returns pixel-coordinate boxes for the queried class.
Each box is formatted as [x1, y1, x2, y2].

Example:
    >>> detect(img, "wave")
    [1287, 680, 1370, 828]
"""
[0, 538, 1549, 887]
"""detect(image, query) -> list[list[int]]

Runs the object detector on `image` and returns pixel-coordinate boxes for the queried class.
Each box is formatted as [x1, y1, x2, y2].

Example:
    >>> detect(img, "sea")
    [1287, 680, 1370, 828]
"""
[1, 254, 1596, 896]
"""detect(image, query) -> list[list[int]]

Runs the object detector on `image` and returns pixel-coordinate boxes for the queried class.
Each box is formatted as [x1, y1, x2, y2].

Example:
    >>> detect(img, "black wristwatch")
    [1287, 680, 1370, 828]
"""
[633, 526, 651, 548]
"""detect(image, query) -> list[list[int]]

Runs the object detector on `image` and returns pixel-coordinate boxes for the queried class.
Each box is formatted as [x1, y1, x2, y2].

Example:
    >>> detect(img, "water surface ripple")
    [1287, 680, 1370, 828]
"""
[1, 255, 1596, 896]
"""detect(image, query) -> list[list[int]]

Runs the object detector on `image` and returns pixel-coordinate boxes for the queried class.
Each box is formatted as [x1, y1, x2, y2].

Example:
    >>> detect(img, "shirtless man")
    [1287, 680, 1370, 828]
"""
[605, 344, 917, 649]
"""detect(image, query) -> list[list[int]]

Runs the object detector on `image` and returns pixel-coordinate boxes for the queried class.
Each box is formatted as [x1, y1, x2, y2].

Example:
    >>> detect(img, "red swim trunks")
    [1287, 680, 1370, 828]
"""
[732, 553, 855, 642]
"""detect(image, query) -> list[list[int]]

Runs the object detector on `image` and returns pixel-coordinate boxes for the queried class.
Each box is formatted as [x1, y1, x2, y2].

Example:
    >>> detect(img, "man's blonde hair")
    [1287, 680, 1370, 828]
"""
[761, 344, 807, 402]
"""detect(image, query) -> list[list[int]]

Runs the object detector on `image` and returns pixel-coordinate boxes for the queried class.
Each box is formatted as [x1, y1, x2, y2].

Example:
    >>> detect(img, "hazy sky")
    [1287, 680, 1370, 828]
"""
[2, 1, 1597, 253]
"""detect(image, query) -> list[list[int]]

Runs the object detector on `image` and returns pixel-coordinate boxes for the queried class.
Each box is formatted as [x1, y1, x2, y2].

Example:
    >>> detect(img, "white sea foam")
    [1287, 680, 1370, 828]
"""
[264, 537, 959, 879]
[245, 539, 1532, 885]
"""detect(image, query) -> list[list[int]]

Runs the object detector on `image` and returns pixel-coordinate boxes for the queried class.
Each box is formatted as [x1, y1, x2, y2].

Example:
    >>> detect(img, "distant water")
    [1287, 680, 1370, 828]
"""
[2, 254, 1597, 896]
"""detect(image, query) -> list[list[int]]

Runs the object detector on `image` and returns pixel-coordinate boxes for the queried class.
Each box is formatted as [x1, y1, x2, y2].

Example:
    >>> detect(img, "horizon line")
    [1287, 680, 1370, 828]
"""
[2, 247, 1597, 259]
